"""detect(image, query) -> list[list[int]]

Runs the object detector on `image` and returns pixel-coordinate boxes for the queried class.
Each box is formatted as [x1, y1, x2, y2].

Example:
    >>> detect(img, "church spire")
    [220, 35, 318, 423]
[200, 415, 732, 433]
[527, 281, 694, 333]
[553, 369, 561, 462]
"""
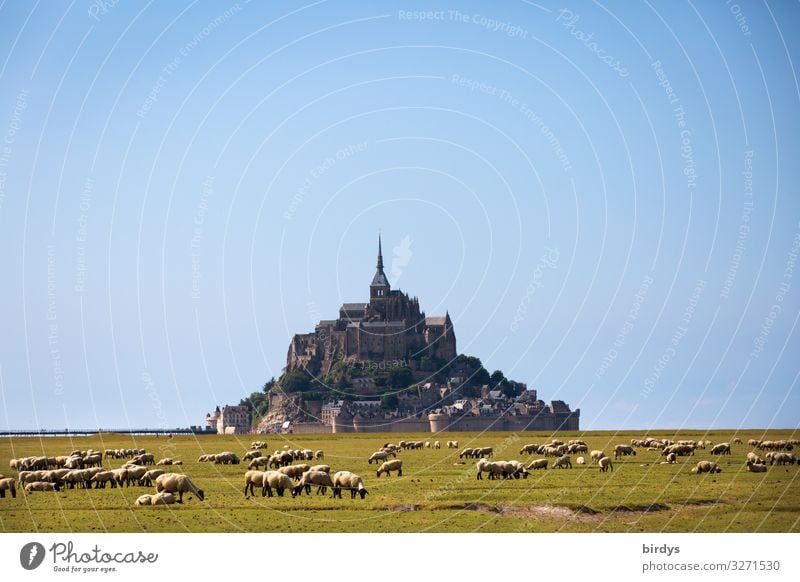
[377, 233, 384, 270]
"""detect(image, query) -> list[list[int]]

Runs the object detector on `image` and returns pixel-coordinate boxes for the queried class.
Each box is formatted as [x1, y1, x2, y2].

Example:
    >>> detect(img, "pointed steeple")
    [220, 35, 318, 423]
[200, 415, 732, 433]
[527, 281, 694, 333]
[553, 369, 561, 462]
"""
[371, 233, 390, 291]
[377, 233, 384, 270]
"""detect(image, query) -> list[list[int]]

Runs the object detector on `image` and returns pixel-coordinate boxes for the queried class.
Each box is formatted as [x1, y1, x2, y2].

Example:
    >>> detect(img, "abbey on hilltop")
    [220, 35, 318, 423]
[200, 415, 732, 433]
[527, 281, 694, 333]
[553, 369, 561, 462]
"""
[286, 235, 457, 375]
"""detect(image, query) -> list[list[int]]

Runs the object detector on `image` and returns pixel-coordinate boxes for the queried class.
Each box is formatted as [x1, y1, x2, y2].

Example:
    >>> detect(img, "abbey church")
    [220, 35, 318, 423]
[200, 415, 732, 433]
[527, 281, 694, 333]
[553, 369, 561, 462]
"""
[286, 236, 457, 375]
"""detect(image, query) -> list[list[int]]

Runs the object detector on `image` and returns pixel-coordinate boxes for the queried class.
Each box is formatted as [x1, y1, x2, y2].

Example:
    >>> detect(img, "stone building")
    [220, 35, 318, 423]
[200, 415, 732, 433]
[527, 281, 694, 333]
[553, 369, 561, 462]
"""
[205, 405, 251, 434]
[286, 235, 457, 375]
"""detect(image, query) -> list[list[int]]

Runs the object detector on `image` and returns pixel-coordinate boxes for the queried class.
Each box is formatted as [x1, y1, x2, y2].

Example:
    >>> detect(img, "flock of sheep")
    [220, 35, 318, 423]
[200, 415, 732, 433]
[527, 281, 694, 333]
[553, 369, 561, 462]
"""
[0, 448, 200, 506]
[1, 435, 797, 507]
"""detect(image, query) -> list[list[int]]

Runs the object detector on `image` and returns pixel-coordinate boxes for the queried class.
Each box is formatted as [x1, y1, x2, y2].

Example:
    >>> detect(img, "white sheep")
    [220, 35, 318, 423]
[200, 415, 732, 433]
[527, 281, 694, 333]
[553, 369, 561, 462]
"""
[278, 464, 311, 480]
[332, 471, 368, 499]
[613, 445, 637, 459]
[25, 481, 60, 493]
[309, 464, 330, 473]
[155, 473, 205, 502]
[140, 469, 165, 487]
[525, 458, 548, 470]
[599, 457, 613, 472]
[476, 458, 492, 480]
[576, 456, 585, 465]
[293, 470, 335, 496]
[0, 477, 16, 498]
[746, 461, 767, 473]
[91, 471, 118, 489]
[262, 470, 295, 497]
[433, 441, 441, 449]
[692, 461, 721, 474]
[376, 459, 403, 477]
[368, 450, 394, 464]
[711, 443, 732, 455]
[243, 470, 268, 497]
[314, 450, 325, 459]
[553, 455, 572, 469]
[248, 457, 270, 471]
[135, 492, 176, 506]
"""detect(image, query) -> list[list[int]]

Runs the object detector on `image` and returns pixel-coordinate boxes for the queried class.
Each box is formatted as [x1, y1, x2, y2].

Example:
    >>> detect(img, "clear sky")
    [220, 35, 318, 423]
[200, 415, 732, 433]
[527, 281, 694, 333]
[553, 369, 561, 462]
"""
[0, 1, 798, 431]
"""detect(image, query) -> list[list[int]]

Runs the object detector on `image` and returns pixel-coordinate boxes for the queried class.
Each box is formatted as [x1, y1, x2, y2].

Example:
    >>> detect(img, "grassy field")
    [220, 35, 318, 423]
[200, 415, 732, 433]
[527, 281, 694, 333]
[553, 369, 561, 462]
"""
[1, 429, 798, 533]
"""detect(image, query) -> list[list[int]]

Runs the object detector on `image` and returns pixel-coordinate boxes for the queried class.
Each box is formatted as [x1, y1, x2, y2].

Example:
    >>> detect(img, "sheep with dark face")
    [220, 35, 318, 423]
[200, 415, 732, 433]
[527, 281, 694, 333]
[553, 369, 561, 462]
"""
[525, 458, 548, 470]
[332, 471, 368, 499]
[711, 443, 732, 455]
[155, 473, 204, 502]
[293, 470, 335, 496]
[599, 457, 613, 472]
[553, 455, 572, 469]
[0, 477, 16, 498]
[692, 461, 722, 474]
[262, 471, 295, 497]
[614, 445, 637, 459]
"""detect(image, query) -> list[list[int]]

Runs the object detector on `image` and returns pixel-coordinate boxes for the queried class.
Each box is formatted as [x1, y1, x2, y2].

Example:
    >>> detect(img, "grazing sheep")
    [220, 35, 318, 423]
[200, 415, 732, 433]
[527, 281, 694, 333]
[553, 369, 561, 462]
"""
[476, 447, 493, 458]
[293, 470, 335, 496]
[91, 471, 118, 489]
[476, 458, 492, 480]
[140, 469, 165, 487]
[248, 457, 270, 471]
[732, 437, 742, 445]
[711, 443, 732, 455]
[376, 459, 403, 478]
[25, 481, 60, 493]
[692, 461, 722, 474]
[614, 445, 637, 459]
[519, 444, 538, 455]
[576, 456, 585, 465]
[243, 470, 268, 497]
[599, 457, 613, 472]
[458, 448, 475, 459]
[155, 473, 204, 502]
[309, 464, 330, 473]
[332, 471, 368, 499]
[771, 452, 796, 466]
[278, 464, 311, 481]
[269, 451, 293, 468]
[746, 452, 764, 465]
[433, 441, 441, 449]
[242, 451, 262, 462]
[590, 450, 607, 464]
[368, 451, 394, 464]
[314, 450, 324, 460]
[125, 466, 147, 487]
[748, 439, 760, 447]
[262, 470, 295, 497]
[447, 441, 458, 449]
[214, 452, 240, 465]
[526, 458, 548, 471]
[666, 453, 677, 464]
[746, 461, 767, 473]
[553, 455, 572, 469]
[0, 477, 16, 498]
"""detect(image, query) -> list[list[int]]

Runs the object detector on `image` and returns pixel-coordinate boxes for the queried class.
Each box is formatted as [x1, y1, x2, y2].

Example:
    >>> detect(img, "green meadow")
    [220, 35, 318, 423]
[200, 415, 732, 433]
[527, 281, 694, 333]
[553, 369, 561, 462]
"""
[1, 430, 798, 533]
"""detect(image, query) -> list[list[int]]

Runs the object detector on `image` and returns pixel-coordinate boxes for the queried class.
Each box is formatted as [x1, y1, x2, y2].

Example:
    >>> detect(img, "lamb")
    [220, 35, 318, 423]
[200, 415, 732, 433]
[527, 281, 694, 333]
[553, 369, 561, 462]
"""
[590, 450, 607, 464]
[293, 470, 335, 496]
[746, 461, 767, 473]
[0, 477, 16, 498]
[424, 441, 431, 448]
[576, 456, 585, 465]
[262, 470, 295, 497]
[278, 464, 311, 481]
[433, 441, 441, 449]
[25, 481, 60, 493]
[368, 451, 394, 464]
[711, 443, 732, 455]
[376, 459, 403, 478]
[692, 461, 722, 474]
[553, 455, 572, 469]
[614, 445, 637, 459]
[332, 471, 368, 499]
[599, 457, 613, 472]
[155, 473, 205, 502]
[526, 458, 548, 470]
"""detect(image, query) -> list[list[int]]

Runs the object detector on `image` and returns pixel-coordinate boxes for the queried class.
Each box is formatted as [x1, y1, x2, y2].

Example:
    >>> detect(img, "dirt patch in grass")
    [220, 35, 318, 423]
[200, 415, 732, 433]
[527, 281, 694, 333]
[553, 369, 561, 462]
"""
[454, 502, 600, 522]
[609, 503, 670, 513]
[682, 499, 721, 507]
[391, 504, 421, 512]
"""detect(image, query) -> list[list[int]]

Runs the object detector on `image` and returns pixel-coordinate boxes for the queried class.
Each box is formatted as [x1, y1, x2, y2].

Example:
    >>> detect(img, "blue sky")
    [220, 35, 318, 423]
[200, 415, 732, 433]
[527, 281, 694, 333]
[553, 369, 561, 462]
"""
[0, 1, 798, 431]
